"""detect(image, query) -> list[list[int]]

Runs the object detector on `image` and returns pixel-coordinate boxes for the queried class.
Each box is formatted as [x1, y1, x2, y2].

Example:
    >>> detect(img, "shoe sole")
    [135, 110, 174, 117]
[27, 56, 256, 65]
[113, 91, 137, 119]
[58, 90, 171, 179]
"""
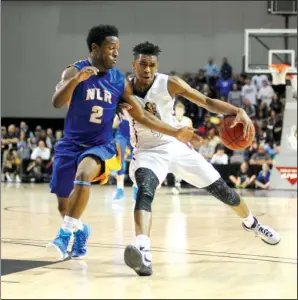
[124, 245, 152, 276]
[71, 251, 88, 260]
[46, 242, 68, 260]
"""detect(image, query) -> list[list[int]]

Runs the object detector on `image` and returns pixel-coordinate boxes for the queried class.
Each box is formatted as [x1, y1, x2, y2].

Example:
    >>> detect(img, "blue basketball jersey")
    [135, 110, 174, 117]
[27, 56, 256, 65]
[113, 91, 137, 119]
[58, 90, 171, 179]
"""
[64, 59, 125, 146]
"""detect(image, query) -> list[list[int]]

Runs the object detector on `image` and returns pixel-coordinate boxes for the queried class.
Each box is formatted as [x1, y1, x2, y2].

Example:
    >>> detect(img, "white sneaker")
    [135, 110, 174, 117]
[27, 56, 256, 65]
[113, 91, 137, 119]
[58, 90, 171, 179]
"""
[5, 173, 13, 183]
[172, 186, 182, 195]
[124, 245, 152, 276]
[242, 217, 281, 245]
[16, 175, 21, 183]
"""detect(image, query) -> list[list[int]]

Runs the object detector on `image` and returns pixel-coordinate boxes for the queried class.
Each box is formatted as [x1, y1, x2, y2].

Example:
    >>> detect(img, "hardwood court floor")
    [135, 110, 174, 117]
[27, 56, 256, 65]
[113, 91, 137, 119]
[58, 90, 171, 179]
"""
[1, 183, 297, 299]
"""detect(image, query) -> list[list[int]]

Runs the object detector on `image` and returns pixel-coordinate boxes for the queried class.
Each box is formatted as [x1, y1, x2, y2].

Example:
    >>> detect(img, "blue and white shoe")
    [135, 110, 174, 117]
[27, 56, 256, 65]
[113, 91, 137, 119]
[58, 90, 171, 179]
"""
[133, 185, 138, 201]
[71, 224, 91, 259]
[46, 228, 72, 260]
[113, 188, 125, 200]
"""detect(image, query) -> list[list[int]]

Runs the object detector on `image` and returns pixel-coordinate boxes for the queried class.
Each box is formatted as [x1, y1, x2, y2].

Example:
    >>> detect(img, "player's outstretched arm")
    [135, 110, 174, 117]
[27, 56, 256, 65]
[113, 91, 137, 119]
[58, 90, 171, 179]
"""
[122, 79, 201, 146]
[168, 76, 254, 138]
[52, 66, 99, 108]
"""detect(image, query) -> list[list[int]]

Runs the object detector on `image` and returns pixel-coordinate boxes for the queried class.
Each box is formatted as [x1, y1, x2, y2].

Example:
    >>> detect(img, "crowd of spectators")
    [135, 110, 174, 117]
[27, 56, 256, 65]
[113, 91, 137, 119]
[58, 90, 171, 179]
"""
[2, 56, 286, 189]
[1, 123, 62, 183]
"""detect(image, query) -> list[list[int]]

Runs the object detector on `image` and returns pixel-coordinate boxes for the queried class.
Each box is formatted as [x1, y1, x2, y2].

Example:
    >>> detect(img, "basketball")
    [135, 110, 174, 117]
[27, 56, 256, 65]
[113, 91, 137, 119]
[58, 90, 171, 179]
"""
[219, 115, 255, 150]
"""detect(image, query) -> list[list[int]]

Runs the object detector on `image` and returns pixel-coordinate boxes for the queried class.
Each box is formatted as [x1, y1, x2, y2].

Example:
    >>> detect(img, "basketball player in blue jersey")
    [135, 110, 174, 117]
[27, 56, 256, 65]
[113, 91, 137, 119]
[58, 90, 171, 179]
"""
[46, 25, 201, 260]
[112, 115, 138, 200]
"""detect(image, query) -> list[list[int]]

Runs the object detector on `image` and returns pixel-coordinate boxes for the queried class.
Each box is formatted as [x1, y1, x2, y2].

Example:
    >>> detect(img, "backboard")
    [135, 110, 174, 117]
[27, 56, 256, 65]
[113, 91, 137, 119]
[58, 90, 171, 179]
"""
[244, 28, 297, 75]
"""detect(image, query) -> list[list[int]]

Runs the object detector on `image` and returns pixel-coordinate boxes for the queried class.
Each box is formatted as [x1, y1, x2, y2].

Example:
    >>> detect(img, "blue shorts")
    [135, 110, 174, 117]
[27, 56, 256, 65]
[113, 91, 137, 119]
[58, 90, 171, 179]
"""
[115, 134, 130, 176]
[50, 139, 120, 198]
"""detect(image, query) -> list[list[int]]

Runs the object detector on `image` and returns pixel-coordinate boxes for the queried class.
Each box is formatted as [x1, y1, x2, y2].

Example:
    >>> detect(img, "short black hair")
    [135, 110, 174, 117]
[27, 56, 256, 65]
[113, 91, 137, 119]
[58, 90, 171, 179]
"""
[87, 25, 119, 52]
[132, 42, 162, 59]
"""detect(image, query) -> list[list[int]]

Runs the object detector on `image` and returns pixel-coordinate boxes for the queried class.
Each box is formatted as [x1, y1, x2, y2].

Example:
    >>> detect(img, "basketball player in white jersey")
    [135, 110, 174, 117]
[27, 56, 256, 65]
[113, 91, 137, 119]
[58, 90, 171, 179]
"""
[122, 42, 280, 276]
[172, 100, 193, 194]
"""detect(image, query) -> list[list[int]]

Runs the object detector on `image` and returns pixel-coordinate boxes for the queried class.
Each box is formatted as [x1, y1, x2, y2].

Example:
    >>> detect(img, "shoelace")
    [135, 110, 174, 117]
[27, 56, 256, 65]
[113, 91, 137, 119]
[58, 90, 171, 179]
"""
[256, 224, 273, 237]
[73, 232, 87, 250]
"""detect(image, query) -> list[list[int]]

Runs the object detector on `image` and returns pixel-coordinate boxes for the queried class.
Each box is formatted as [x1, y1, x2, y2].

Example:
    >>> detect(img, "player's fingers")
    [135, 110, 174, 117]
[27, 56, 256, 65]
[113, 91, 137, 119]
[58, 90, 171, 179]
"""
[230, 118, 239, 128]
[243, 123, 248, 138]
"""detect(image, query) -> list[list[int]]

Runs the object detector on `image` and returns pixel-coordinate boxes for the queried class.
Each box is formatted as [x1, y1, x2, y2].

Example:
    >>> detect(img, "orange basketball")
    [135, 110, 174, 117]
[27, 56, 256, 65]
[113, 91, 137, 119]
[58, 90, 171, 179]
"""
[219, 115, 255, 150]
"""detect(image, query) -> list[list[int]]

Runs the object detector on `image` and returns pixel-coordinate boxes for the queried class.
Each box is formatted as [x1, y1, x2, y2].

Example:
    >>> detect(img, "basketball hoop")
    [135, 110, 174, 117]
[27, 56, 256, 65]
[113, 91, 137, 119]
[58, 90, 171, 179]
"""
[269, 64, 294, 85]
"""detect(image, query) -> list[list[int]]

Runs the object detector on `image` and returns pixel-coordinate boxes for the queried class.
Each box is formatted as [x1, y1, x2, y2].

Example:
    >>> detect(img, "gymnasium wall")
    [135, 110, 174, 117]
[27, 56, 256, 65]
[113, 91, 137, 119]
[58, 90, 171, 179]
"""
[2, 1, 297, 118]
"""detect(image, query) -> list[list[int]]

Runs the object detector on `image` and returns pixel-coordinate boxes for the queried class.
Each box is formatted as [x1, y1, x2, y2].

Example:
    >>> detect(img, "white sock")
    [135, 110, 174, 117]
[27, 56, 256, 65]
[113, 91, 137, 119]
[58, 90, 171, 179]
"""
[241, 211, 256, 228]
[136, 234, 151, 250]
[76, 219, 84, 231]
[62, 216, 78, 234]
[117, 181, 124, 189]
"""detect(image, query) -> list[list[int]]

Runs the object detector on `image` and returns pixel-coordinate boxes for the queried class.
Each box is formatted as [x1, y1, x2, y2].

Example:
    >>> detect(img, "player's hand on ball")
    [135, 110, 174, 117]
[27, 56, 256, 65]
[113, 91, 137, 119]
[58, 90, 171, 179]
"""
[230, 108, 254, 138]
[75, 66, 99, 83]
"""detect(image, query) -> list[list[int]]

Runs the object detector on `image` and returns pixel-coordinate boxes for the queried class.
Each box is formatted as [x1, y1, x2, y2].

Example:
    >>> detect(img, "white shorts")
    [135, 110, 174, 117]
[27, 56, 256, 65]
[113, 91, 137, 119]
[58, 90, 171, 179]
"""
[129, 140, 221, 189]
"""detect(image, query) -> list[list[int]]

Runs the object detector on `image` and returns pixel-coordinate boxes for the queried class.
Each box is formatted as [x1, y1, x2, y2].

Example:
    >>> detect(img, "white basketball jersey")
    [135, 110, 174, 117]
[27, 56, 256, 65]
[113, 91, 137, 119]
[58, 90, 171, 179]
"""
[124, 73, 176, 149]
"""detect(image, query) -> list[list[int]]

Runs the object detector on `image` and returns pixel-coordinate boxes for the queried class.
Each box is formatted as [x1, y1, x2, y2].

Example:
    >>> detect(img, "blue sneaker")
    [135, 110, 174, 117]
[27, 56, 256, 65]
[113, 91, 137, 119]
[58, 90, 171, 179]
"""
[46, 228, 72, 260]
[133, 185, 138, 201]
[71, 224, 91, 259]
[113, 188, 125, 200]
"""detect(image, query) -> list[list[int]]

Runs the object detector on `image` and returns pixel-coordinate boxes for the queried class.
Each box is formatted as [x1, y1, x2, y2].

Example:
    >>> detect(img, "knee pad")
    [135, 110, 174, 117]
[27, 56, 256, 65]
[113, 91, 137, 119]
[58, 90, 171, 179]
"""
[204, 178, 240, 207]
[134, 168, 160, 212]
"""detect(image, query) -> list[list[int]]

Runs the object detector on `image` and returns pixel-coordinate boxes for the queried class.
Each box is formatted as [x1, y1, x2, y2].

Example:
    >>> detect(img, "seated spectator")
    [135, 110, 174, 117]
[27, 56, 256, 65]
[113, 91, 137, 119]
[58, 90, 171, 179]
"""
[237, 74, 246, 88]
[198, 139, 214, 161]
[34, 126, 43, 142]
[249, 144, 273, 166]
[24, 156, 47, 183]
[258, 80, 275, 107]
[46, 128, 56, 149]
[194, 69, 207, 90]
[1, 124, 19, 151]
[20, 121, 30, 135]
[267, 110, 277, 130]
[210, 145, 228, 165]
[229, 161, 256, 189]
[17, 131, 31, 161]
[2, 148, 21, 182]
[220, 57, 233, 78]
[242, 98, 256, 118]
[28, 136, 38, 151]
[30, 140, 51, 161]
[196, 115, 215, 138]
[216, 71, 233, 99]
[55, 130, 63, 141]
[207, 128, 221, 150]
[269, 94, 283, 114]
[243, 139, 258, 161]
[241, 77, 257, 107]
[272, 113, 283, 144]
[255, 163, 271, 189]
[228, 83, 242, 107]
[252, 74, 269, 91]
[258, 102, 269, 120]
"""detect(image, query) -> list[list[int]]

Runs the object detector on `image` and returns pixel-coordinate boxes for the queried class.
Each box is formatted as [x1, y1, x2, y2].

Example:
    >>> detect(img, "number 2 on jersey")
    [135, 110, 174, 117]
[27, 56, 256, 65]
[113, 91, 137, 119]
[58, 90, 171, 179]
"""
[89, 106, 104, 124]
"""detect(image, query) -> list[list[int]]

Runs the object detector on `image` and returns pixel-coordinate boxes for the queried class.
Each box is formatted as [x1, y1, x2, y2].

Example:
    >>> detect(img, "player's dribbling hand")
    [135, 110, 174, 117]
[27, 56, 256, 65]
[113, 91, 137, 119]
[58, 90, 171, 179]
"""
[230, 108, 254, 138]
[75, 66, 99, 83]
